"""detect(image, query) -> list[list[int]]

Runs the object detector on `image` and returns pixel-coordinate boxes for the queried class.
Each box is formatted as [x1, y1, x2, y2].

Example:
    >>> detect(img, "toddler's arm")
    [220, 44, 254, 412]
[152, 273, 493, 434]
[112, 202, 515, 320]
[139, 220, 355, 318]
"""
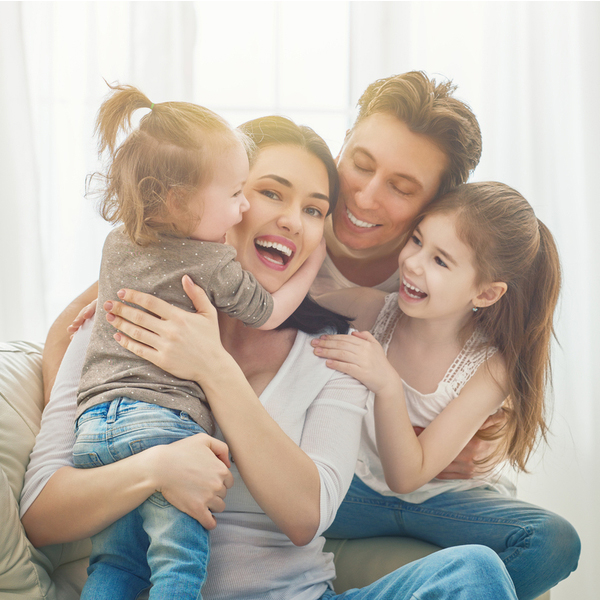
[257, 238, 327, 330]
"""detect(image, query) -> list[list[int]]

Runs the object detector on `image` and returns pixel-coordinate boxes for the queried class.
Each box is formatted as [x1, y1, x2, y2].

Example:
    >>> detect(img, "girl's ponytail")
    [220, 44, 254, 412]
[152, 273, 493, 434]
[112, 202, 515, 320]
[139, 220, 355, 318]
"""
[95, 83, 153, 156]
[498, 219, 561, 471]
[88, 83, 244, 246]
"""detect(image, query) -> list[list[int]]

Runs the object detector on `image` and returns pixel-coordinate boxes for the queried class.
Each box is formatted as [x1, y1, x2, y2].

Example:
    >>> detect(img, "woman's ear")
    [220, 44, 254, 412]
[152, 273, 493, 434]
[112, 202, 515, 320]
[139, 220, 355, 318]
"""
[473, 282, 508, 309]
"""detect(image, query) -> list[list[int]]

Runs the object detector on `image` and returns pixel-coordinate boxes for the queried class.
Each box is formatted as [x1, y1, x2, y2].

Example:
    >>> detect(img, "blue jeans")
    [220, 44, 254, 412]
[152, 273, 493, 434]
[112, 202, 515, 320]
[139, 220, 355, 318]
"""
[73, 398, 210, 600]
[319, 545, 517, 599]
[326, 476, 581, 600]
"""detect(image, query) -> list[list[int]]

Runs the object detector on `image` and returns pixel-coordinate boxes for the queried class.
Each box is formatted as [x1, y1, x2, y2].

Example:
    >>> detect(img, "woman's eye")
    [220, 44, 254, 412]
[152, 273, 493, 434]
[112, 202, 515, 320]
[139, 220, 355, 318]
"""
[304, 207, 324, 218]
[233, 189, 243, 197]
[434, 256, 448, 268]
[260, 190, 280, 200]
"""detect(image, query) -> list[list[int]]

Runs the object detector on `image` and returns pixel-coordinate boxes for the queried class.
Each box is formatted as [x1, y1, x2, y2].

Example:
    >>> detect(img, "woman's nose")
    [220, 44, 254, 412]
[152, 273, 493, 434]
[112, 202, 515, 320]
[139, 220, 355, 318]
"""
[277, 206, 302, 234]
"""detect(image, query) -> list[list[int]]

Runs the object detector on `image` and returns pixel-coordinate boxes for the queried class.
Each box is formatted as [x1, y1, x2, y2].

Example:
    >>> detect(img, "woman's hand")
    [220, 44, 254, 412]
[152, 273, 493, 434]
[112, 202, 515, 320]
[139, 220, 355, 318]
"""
[311, 331, 401, 395]
[104, 275, 227, 382]
[150, 433, 234, 529]
[67, 299, 98, 338]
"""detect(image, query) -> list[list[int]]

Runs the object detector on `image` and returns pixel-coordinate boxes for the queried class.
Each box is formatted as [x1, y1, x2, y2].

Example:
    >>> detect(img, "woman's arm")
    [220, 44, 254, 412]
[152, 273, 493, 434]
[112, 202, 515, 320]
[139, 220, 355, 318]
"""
[22, 320, 233, 547]
[103, 277, 367, 546]
[42, 281, 98, 405]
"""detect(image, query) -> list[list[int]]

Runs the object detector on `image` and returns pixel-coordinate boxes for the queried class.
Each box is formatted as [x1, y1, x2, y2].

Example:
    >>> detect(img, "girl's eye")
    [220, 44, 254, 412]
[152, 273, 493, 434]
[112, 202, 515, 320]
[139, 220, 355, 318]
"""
[304, 206, 324, 218]
[434, 256, 448, 268]
[260, 189, 280, 201]
[411, 235, 422, 247]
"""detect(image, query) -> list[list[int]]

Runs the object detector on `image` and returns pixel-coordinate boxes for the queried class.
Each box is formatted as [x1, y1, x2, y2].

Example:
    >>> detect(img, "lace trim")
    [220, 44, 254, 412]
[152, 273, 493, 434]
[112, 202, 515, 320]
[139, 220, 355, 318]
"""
[370, 293, 497, 394]
[370, 293, 402, 352]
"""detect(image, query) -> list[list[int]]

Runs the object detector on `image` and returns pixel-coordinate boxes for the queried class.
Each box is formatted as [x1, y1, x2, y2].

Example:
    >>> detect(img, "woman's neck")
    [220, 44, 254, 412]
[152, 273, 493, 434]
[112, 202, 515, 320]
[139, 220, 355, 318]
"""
[218, 313, 297, 397]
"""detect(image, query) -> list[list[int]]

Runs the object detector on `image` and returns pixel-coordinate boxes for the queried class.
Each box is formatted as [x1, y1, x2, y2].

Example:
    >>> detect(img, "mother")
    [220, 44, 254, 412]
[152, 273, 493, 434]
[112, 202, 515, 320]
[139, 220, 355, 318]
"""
[21, 116, 516, 599]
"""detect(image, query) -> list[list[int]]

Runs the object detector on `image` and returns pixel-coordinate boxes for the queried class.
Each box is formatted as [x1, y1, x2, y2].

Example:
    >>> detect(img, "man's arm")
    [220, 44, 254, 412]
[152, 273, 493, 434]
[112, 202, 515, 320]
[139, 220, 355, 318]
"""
[42, 281, 98, 405]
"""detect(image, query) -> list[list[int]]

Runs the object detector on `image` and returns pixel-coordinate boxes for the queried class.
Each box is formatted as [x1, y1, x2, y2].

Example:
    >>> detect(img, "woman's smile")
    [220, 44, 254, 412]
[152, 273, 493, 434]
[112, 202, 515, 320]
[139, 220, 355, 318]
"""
[254, 235, 296, 270]
[227, 144, 330, 292]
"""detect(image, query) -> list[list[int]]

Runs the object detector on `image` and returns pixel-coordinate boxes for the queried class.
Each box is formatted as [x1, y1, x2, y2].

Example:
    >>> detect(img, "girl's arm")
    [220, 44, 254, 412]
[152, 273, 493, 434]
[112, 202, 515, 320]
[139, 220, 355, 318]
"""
[22, 321, 233, 547]
[258, 238, 327, 330]
[103, 277, 367, 546]
[312, 331, 507, 493]
[42, 281, 98, 405]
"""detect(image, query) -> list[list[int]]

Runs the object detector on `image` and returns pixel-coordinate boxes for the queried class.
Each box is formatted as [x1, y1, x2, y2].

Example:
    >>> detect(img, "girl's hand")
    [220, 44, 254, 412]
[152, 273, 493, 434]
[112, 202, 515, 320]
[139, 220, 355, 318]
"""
[311, 331, 401, 394]
[104, 275, 227, 383]
[149, 433, 234, 529]
[66, 299, 98, 338]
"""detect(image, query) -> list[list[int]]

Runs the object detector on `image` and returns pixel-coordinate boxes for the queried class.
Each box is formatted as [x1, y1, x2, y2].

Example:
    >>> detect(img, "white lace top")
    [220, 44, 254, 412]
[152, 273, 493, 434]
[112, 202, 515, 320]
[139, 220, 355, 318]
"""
[355, 293, 516, 504]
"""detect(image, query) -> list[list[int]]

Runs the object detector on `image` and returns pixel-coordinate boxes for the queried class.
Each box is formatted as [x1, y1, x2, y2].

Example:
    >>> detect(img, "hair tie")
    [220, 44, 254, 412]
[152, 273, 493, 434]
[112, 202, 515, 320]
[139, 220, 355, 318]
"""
[150, 103, 155, 110]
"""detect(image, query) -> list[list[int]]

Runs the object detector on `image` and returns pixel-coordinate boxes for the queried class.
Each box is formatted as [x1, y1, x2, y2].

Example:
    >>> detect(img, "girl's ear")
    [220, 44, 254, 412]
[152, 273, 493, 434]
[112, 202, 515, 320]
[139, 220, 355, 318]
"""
[473, 282, 508, 309]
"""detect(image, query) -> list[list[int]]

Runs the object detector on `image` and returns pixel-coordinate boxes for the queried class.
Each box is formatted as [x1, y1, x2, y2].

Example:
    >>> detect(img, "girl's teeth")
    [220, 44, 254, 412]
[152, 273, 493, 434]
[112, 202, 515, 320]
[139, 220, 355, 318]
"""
[403, 279, 427, 299]
[347, 208, 377, 228]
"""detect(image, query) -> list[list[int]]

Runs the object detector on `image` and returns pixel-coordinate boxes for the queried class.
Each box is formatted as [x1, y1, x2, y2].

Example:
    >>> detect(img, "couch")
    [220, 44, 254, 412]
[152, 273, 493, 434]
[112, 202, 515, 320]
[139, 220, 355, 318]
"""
[0, 340, 550, 599]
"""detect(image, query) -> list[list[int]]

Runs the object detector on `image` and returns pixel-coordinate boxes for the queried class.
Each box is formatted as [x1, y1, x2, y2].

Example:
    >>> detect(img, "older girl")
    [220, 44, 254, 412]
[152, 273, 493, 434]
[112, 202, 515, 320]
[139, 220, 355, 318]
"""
[312, 182, 580, 599]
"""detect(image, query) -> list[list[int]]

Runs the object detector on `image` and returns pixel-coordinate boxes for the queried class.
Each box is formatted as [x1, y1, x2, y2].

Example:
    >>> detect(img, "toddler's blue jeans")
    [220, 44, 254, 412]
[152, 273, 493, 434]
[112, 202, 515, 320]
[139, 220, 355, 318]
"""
[326, 475, 580, 600]
[73, 397, 209, 600]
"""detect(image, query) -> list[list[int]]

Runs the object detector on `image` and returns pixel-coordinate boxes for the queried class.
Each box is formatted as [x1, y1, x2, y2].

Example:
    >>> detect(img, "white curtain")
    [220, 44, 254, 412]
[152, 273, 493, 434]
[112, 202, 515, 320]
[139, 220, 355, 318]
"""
[0, 2, 597, 598]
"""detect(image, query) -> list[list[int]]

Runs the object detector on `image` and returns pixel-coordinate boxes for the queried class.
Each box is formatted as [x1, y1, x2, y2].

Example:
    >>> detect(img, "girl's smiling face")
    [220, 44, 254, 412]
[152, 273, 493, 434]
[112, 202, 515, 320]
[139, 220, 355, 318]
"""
[397, 212, 482, 321]
[226, 144, 331, 293]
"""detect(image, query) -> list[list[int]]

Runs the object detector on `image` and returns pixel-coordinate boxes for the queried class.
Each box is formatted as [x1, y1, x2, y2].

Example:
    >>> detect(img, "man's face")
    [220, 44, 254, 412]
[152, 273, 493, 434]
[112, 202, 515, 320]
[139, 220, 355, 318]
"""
[333, 113, 448, 251]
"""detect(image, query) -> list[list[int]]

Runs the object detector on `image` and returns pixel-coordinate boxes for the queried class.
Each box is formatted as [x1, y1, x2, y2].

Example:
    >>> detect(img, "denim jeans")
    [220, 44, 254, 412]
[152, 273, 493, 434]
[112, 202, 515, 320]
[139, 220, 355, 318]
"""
[73, 398, 210, 600]
[326, 476, 581, 600]
[319, 545, 517, 600]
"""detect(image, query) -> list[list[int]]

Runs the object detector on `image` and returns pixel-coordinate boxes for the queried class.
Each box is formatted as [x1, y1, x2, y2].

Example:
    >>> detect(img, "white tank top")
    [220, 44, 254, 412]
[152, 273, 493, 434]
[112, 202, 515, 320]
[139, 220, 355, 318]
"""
[355, 293, 516, 503]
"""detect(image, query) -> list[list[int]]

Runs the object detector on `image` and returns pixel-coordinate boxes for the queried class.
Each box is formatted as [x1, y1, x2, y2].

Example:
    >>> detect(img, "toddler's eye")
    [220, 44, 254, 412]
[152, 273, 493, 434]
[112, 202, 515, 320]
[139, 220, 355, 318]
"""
[435, 256, 448, 268]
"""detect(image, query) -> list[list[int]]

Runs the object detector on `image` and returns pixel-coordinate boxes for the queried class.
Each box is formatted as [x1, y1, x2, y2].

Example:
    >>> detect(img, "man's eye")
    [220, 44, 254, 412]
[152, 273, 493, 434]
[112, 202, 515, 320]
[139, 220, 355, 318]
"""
[354, 162, 371, 172]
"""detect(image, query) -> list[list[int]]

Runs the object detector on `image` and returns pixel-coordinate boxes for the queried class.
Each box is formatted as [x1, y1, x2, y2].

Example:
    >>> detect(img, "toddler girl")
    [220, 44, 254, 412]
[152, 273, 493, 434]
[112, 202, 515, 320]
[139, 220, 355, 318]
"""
[74, 84, 324, 600]
[312, 182, 580, 600]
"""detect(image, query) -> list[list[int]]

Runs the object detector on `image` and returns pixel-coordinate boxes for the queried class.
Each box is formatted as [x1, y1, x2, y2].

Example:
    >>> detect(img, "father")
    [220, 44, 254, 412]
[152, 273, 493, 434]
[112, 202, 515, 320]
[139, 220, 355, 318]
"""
[313, 70, 481, 296]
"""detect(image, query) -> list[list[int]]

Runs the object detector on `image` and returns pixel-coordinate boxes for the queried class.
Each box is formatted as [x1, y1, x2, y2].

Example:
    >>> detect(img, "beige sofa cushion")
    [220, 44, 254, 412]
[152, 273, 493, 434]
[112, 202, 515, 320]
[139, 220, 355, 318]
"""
[0, 341, 58, 599]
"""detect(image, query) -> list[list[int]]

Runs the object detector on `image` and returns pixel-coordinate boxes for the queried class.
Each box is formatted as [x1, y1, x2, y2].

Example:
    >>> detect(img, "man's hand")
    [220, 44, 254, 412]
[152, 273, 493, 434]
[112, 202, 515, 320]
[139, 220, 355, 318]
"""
[415, 410, 507, 480]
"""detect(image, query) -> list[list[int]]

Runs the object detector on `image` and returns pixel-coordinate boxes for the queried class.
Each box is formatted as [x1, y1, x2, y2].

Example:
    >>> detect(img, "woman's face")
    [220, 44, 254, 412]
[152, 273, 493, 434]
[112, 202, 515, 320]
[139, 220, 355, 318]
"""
[333, 113, 448, 252]
[227, 144, 331, 293]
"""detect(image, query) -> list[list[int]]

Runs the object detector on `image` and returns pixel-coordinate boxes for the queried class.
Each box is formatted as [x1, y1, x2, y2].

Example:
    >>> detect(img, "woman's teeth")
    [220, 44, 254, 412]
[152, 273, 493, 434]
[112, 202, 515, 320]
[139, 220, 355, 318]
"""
[403, 279, 427, 299]
[255, 239, 293, 257]
[347, 208, 377, 228]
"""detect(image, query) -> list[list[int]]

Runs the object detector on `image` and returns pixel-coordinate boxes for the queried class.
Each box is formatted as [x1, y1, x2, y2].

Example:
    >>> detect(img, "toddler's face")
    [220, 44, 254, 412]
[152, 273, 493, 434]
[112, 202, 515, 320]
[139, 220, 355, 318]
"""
[188, 143, 250, 243]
